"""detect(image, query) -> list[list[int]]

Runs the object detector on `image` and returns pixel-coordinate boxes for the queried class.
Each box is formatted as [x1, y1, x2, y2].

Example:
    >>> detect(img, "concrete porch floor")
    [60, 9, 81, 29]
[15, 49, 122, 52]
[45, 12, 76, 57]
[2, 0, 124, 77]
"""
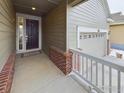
[10, 53, 88, 93]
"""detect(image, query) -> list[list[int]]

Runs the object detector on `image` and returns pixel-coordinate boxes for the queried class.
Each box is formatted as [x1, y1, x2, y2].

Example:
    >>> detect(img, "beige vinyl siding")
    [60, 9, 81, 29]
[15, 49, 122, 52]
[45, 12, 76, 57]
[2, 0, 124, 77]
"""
[42, 1, 66, 55]
[67, 0, 109, 49]
[0, 0, 15, 71]
[110, 25, 124, 44]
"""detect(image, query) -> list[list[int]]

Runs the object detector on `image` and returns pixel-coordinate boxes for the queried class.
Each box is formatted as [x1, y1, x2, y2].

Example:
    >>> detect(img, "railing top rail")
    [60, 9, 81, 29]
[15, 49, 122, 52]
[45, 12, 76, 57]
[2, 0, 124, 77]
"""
[70, 48, 124, 72]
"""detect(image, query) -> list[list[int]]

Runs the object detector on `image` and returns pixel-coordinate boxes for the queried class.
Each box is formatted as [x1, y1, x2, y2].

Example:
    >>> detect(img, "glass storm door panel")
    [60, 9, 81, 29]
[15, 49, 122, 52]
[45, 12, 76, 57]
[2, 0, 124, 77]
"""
[17, 17, 25, 52]
[26, 19, 39, 50]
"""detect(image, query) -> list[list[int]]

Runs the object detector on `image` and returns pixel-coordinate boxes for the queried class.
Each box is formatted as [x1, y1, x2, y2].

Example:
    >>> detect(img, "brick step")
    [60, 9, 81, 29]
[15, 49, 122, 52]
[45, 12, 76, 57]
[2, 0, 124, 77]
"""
[0, 74, 8, 78]
[0, 80, 7, 84]
[0, 77, 8, 81]
[0, 83, 7, 88]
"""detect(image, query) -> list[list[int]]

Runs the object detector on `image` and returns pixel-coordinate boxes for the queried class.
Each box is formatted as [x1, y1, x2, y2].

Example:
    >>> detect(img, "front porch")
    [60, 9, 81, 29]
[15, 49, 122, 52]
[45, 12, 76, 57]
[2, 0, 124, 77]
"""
[11, 53, 88, 93]
[1, 0, 124, 93]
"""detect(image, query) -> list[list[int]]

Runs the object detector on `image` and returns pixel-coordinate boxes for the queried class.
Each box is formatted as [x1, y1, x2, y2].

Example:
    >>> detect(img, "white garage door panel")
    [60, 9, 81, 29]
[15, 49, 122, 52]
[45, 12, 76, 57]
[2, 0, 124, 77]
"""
[78, 27, 107, 57]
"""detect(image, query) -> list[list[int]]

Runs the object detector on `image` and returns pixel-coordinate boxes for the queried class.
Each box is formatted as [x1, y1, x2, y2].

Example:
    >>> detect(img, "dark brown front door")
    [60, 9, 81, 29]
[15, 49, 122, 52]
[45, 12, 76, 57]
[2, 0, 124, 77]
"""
[26, 19, 39, 50]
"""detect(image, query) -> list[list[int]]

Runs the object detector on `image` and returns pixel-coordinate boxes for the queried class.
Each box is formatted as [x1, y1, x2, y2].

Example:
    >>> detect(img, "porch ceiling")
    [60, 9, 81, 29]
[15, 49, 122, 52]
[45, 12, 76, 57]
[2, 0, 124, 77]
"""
[12, 0, 62, 16]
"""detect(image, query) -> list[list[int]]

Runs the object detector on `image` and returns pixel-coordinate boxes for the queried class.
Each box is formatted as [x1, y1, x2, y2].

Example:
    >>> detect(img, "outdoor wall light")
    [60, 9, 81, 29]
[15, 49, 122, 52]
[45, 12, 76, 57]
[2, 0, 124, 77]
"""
[19, 23, 23, 29]
[32, 7, 36, 11]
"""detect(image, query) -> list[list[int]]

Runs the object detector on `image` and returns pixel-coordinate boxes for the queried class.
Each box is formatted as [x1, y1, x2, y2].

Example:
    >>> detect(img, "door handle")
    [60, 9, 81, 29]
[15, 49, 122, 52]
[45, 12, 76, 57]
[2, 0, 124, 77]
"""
[25, 35, 28, 38]
[25, 35, 28, 42]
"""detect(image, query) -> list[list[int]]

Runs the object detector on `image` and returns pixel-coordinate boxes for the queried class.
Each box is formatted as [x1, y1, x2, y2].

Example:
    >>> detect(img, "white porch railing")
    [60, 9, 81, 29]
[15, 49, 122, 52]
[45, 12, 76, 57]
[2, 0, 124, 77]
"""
[70, 49, 124, 93]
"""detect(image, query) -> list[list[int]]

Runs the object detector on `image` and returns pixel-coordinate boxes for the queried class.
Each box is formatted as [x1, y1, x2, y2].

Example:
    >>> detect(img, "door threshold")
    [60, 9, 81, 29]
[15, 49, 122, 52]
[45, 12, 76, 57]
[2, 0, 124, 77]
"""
[16, 50, 42, 58]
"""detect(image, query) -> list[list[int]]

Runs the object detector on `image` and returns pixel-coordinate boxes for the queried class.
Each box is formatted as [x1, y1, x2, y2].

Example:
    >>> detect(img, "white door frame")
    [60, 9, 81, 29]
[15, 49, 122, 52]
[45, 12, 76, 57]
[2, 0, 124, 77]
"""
[16, 13, 42, 54]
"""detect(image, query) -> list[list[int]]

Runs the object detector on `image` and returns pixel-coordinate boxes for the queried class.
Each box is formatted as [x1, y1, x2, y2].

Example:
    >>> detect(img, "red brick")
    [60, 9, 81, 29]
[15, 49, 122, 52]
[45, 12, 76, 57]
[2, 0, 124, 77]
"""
[0, 53, 15, 93]
[49, 46, 73, 75]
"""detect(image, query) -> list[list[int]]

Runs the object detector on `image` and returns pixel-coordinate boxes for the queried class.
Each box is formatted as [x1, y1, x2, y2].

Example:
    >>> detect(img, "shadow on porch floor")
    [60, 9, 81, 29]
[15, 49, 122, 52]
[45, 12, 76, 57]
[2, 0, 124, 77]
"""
[10, 53, 88, 93]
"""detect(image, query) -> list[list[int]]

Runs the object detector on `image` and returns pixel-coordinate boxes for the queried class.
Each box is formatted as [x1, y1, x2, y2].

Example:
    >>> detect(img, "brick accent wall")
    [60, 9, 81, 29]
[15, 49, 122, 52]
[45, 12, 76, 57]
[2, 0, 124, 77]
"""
[0, 53, 15, 93]
[66, 50, 73, 74]
[49, 46, 72, 75]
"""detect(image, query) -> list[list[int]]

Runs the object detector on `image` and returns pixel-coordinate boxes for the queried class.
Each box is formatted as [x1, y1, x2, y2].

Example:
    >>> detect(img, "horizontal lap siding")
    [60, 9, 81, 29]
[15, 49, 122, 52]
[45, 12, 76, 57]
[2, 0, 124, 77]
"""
[110, 25, 124, 45]
[0, 0, 15, 71]
[42, 1, 66, 55]
[67, 0, 108, 49]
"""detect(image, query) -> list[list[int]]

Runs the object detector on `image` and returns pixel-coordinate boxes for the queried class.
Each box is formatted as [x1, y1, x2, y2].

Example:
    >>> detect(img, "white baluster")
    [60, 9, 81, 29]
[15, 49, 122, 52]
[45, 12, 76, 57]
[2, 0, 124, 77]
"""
[96, 62, 98, 86]
[91, 60, 93, 82]
[82, 56, 84, 76]
[118, 71, 121, 93]
[109, 67, 112, 93]
[102, 64, 104, 90]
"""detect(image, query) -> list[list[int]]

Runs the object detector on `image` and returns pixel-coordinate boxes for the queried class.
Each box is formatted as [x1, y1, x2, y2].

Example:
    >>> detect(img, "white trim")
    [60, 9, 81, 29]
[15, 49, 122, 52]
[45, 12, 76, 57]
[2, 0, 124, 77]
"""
[17, 49, 41, 54]
[16, 13, 41, 20]
[110, 22, 124, 26]
[78, 27, 97, 32]
[77, 26, 80, 48]
[16, 13, 42, 54]
[66, 5, 69, 51]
